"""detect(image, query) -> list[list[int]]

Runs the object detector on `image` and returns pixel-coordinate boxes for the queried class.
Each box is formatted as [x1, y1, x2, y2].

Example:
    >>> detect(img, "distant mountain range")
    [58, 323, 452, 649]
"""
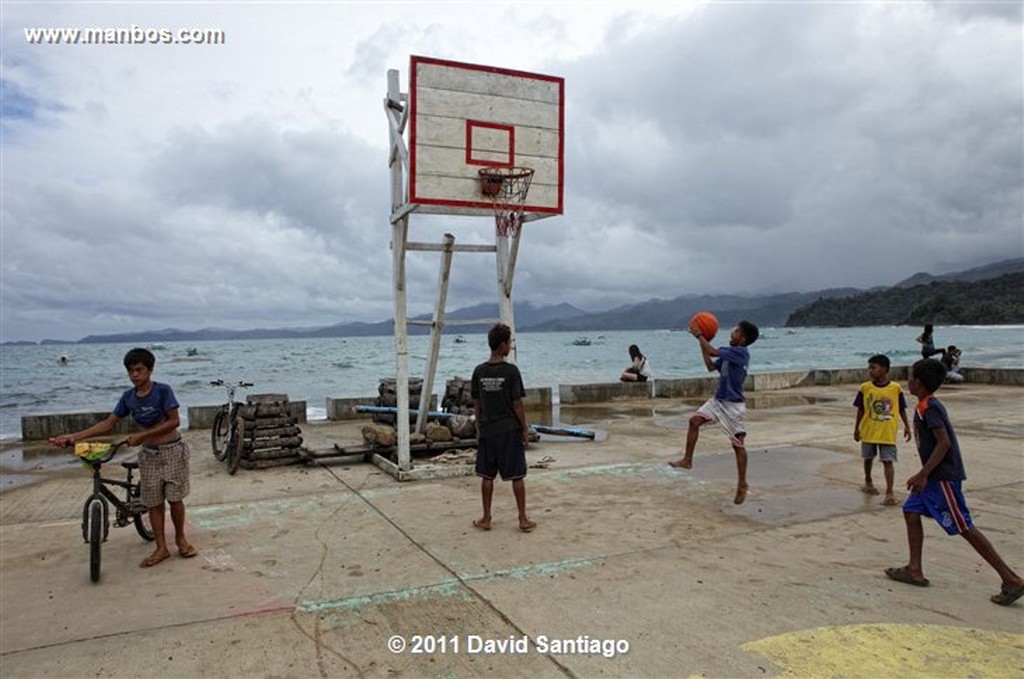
[16, 258, 1022, 345]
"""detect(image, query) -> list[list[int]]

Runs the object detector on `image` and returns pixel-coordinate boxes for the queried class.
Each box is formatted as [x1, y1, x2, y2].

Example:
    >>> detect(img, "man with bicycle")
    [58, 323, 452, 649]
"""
[49, 348, 198, 568]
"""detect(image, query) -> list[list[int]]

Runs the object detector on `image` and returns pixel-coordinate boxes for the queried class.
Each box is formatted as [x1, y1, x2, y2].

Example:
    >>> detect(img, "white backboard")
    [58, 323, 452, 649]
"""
[408, 56, 564, 217]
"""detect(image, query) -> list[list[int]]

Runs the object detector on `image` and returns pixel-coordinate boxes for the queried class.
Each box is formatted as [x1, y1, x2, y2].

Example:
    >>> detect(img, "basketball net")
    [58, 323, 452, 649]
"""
[479, 167, 534, 237]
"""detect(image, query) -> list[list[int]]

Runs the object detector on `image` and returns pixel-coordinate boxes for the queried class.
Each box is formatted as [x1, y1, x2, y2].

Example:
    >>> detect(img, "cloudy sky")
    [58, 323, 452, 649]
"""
[2, 1, 1021, 342]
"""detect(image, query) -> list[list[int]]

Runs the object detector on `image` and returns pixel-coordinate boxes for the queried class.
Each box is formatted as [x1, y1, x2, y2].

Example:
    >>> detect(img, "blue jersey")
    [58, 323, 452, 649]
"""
[914, 396, 966, 482]
[113, 382, 179, 428]
[714, 345, 749, 402]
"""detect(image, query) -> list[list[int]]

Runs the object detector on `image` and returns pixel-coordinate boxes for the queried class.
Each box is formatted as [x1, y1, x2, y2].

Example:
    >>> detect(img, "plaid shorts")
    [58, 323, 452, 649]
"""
[139, 439, 191, 508]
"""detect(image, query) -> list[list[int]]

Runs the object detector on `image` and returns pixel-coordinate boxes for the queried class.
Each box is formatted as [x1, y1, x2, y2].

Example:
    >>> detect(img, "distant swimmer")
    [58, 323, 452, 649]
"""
[58, 353, 69, 365]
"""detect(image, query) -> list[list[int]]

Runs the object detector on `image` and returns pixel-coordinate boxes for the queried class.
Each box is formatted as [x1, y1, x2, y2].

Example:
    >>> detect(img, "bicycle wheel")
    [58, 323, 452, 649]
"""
[88, 500, 103, 583]
[133, 508, 155, 541]
[227, 419, 245, 475]
[211, 409, 229, 461]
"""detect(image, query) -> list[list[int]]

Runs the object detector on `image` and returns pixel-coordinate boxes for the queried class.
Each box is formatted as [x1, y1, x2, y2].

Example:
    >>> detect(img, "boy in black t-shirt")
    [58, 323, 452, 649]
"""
[470, 323, 535, 533]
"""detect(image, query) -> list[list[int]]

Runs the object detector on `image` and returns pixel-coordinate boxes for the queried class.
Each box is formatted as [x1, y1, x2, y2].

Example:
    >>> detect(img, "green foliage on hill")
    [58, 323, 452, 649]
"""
[786, 272, 1024, 327]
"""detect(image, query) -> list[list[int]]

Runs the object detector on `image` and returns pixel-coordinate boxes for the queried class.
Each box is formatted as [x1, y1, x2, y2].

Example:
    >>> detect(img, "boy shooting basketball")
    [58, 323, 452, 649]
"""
[670, 320, 759, 504]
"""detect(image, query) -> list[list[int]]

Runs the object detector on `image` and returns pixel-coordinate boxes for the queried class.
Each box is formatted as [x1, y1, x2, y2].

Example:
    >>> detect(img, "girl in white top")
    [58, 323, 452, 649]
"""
[620, 344, 652, 382]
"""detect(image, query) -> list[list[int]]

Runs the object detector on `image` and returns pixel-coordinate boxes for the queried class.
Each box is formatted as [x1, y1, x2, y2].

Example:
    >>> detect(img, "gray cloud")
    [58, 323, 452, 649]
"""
[1, 2, 1020, 341]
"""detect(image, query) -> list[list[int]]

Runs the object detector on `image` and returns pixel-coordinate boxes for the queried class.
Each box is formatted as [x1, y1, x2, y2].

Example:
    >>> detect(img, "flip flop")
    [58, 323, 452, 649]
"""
[472, 519, 491, 531]
[882, 495, 900, 506]
[885, 566, 930, 587]
[178, 544, 199, 558]
[668, 459, 691, 469]
[140, 551, 171, 568]
[991, 584, 1024, 606]
[519, 520, 537, 533]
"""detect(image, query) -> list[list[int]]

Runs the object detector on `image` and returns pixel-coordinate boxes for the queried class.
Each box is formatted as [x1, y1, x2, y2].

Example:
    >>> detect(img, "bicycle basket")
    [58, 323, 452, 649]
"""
[74, 442, 116, 467]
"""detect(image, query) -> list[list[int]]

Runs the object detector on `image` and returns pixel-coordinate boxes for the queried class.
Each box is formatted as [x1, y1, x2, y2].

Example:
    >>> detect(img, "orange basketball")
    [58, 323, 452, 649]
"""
[689, 311, 719, 341]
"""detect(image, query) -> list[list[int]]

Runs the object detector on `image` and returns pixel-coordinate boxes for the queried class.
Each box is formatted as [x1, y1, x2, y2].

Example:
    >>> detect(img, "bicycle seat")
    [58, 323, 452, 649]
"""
[121, 459, 140, 470]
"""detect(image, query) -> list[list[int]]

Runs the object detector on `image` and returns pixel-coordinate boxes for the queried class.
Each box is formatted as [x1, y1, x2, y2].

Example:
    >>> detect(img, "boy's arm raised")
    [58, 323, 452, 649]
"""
[691, 329, 718, 372]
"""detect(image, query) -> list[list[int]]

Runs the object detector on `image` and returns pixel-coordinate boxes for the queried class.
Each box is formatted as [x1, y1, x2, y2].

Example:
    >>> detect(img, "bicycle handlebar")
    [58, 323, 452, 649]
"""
[209, 379, 254, 388]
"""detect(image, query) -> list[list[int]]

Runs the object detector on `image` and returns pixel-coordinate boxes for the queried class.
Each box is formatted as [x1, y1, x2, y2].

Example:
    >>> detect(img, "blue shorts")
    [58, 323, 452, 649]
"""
[903, 479, 974, 536]
[476, 429, 527, 481]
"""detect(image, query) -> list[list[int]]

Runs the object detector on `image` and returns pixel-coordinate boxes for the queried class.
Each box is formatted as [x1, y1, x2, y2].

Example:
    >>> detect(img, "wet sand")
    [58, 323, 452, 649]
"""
[1, 383, 1022, 677]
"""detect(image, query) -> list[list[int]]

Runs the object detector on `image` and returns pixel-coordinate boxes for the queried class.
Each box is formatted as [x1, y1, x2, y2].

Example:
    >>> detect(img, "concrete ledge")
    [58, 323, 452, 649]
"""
[959, 367, 1024, 386]
[560, 381, 652, 405]
[653, 376, 719, 399]
[524, 387, 553, 409]
[21, 412, 138, 441]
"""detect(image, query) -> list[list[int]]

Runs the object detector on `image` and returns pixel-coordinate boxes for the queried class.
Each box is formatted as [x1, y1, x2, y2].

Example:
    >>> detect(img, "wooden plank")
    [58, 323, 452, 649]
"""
[415, 62, 562, 104]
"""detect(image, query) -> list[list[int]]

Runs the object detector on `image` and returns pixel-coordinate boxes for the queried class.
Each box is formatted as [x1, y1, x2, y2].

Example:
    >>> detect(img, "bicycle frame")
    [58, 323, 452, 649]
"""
[80, 458, 146, 541]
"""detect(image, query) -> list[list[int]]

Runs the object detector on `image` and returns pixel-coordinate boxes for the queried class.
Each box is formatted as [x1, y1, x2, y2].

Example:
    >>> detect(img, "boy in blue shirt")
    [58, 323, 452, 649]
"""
[885, 359, 1024, 606]
[50, 348, 197, 568]
[670, 320, 759, 505]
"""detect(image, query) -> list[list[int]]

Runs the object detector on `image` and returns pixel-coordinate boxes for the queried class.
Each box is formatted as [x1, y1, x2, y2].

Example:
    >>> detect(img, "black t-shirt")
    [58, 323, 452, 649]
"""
[470, 360, 525, 437]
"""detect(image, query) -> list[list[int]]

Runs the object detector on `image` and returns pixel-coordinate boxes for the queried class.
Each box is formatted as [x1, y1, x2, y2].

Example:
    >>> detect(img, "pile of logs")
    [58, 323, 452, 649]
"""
[372, 378, 425, 425]
[441, 377, 473, 416]
[237, 394, 307, 469]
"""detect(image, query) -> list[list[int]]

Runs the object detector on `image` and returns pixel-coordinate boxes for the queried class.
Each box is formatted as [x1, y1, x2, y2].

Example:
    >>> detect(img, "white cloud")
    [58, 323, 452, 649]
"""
[1, 1, 1020, 341]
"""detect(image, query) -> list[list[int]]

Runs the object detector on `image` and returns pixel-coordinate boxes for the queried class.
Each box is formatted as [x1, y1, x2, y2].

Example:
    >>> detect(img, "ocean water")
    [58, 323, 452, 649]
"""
[2, 326, 1022, 442]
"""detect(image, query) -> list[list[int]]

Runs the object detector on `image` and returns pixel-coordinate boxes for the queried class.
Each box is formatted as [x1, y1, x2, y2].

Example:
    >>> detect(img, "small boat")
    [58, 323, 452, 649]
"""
[148, 343, 167, 350]
[454, 336, 467, 344]
[572, 337, 591, 346]
[186, 347, 199, 357]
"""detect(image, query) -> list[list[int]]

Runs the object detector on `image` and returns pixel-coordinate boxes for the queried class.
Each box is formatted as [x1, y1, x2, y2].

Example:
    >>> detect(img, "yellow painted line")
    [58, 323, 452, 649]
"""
[741, 623, 1024, 678]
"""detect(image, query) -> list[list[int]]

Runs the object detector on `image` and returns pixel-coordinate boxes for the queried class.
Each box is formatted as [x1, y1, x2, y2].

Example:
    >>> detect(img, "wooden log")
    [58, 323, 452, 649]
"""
[250, 436, 303, 450]
[239, 456, 304, 469]
[247, 446, 308, 460]
[245, 425, 302, 440]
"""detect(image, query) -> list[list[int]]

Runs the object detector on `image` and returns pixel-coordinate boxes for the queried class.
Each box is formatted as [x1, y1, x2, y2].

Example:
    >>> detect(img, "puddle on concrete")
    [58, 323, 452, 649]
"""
[1, 441, 81, 492]
[681, 446, 875, 526]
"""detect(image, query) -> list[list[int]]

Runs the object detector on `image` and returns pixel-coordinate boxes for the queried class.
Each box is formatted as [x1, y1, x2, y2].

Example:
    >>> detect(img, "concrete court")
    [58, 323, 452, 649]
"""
[1, 383, 1022, 678]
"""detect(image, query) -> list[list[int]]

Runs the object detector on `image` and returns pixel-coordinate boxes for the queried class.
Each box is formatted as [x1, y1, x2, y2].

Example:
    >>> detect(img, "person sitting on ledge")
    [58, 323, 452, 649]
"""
[619, 344, 652, 382]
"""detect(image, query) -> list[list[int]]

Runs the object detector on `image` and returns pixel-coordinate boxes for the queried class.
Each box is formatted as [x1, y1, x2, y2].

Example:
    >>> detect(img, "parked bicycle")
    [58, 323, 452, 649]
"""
[209, 379, 253, 475]
[68, 440, 155, 583]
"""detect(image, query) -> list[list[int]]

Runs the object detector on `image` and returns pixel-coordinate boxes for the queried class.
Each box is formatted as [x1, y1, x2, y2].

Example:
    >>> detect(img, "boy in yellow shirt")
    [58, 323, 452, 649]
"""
[853, 354, 911, 505]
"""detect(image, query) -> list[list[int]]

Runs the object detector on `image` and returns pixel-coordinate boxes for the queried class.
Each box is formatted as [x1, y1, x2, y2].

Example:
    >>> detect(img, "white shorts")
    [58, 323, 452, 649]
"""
[696, 398, 747, 447]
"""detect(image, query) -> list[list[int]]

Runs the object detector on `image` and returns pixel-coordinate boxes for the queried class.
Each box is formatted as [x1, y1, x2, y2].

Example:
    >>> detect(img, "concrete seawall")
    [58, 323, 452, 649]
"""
[19, 367, 1020, 439]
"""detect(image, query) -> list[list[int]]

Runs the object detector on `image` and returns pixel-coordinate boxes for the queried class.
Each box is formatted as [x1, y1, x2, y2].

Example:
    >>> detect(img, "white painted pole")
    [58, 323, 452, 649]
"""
[387, 68, 411, 471]
[496, 232, 517, 364]
[417, 233, 455, 433]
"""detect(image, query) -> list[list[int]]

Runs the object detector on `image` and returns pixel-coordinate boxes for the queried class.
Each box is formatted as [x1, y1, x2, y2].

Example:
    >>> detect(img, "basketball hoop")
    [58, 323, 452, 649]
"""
[478, 167, 534, 237]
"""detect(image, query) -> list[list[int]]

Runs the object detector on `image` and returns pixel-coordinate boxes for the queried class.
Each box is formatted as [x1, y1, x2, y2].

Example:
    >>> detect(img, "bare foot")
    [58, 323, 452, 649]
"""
[140, 549, 171, 568]
[669, 458, 692, 469]
[861, 484, 879, 495]
[519, 519, 537, 533]
[472, 518, 491, 531]
[882, 494, 899, 506]
[734, 482, 748, 505]
[177, 542, 199, 558]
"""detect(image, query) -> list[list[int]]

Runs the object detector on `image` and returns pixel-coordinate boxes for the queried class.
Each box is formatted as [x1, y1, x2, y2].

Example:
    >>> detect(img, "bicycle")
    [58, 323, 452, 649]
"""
[209, 379, 253, 475]
[69, 440, 155, 583]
